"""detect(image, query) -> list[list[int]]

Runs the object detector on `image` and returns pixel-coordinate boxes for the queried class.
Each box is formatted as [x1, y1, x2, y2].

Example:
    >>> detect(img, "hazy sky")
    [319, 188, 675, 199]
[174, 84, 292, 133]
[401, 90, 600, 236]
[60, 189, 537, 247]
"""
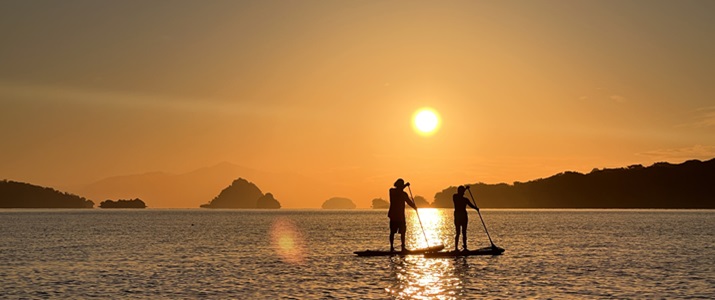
[1, 1, 714, 207]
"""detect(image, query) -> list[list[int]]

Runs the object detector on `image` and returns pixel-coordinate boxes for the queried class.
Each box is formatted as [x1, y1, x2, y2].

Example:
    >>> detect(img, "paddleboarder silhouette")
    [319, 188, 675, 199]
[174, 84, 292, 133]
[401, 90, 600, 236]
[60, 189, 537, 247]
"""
[389, 178, 417, 252]
[453, 185, 478, 251]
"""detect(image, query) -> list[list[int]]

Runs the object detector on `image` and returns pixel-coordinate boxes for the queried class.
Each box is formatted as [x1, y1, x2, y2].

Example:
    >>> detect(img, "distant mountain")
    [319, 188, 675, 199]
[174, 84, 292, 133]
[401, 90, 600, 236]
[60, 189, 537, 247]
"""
[433, 159, 715, 208]
[0, 180, 94, 208]
[74, 162, 259, 208]
[201, 178, 281, 209]
[72, 162, 332, 208]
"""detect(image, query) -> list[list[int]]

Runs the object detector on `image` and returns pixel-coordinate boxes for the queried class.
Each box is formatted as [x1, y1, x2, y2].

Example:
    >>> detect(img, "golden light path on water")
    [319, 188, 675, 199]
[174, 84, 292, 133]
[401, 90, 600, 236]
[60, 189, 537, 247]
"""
[386, 208, 473, 299]
[409, 208, 448, 250]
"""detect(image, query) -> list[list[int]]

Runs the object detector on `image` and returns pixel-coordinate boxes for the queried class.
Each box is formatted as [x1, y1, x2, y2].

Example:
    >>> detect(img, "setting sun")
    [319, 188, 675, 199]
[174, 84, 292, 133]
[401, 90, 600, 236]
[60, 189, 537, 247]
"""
[413, 108, 441, 136]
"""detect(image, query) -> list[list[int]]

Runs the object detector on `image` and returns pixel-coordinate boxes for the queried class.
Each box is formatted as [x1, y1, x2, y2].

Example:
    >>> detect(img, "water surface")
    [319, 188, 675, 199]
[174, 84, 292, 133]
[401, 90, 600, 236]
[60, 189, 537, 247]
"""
[1, 209, 713, 298]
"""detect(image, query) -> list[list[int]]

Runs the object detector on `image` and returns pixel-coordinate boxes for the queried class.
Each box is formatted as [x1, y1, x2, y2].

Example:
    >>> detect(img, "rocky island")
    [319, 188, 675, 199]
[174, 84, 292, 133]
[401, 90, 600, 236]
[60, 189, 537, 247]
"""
[200, 178, 281, 209]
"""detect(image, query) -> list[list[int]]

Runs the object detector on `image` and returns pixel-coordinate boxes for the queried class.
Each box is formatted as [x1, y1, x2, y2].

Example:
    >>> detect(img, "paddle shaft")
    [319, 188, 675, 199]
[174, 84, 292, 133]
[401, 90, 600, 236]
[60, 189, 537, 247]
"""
[467, 187, 496, 247]
[407, 185, 433, 248]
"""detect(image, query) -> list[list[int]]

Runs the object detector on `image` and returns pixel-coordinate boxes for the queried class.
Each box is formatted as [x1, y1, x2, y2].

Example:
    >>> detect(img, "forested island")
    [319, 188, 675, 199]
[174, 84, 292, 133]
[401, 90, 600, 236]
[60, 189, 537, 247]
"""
[433, 159, 715, 208]
[200, 178, 281, 208]
[0, 180, 94, 208]
[371, 198, 389, 209]
[99, 198, 147, 208]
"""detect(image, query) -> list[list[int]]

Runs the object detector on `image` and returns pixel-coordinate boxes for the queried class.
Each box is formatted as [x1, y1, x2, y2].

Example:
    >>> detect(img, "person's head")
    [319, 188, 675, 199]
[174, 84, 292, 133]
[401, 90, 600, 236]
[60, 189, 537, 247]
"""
[394, 178, 409, 190]
[457, 185, 466, 195]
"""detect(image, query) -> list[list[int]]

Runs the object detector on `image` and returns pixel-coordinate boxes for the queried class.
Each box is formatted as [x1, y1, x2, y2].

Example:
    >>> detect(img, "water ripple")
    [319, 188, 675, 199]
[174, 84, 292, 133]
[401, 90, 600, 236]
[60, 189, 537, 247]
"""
[1, 209, 714, 298]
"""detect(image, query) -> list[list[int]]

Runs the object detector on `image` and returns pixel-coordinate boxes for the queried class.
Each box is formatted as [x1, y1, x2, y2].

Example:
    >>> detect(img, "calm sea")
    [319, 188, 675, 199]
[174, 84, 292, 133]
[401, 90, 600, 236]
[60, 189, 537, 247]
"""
[1, 209, 713, 299]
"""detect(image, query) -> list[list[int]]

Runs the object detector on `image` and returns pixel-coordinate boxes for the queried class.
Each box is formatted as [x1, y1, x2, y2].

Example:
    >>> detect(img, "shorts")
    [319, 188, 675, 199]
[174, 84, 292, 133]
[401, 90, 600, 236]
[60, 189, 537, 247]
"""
[454, 213, 468, 227]
[390, 220, 406, 234]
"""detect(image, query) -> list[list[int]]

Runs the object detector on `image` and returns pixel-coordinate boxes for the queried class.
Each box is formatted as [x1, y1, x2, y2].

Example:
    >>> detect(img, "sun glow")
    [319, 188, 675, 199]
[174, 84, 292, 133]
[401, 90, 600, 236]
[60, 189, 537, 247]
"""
[412, 108, 440, 136]
[270, 218, 305, 264]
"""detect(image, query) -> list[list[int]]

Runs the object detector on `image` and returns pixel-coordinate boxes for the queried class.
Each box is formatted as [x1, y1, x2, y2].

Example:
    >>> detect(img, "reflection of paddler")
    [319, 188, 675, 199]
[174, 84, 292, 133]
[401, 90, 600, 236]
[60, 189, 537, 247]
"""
[453, 185, 478, 251]
[388, 178, 417, 252]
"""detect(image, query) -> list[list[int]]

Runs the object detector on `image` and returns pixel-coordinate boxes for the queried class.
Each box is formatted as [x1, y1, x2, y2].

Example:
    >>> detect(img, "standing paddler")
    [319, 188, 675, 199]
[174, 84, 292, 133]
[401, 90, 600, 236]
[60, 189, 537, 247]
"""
[388, 178, 417, 252]
[453, 185, 479, 251]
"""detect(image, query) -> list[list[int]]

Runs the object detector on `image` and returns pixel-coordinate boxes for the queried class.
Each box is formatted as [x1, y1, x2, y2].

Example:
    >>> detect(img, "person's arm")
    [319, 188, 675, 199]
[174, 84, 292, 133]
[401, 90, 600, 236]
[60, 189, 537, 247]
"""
[405, 192, 417, 210]
[466, 197, 479, 211]
[465, 186, 479, 211]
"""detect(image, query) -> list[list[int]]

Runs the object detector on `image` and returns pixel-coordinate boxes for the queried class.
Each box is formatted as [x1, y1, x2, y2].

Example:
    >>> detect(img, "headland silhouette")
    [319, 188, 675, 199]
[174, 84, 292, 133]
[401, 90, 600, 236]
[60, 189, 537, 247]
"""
[432, 159, 715, 208]
[0, 180, 94, 208]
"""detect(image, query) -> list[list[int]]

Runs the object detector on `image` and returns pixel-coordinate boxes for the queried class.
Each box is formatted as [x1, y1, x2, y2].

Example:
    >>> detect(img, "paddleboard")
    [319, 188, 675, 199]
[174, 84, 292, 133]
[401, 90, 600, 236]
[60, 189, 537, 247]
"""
[354, 245, 445, 257]
[423, 246, 505, 257]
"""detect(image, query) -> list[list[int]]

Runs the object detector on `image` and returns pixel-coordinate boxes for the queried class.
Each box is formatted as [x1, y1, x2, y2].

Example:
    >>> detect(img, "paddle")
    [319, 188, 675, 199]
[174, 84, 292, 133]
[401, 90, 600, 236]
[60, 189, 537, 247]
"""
[465, 185, 499, 249]
[407, 185, 445, 251]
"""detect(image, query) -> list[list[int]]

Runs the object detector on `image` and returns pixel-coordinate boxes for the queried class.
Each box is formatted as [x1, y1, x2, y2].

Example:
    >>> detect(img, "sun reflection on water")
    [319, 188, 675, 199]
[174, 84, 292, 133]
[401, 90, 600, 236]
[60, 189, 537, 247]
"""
[407, 208, 449, 249]
[387, 256, 471, 299]
[383, 208, 473, 299]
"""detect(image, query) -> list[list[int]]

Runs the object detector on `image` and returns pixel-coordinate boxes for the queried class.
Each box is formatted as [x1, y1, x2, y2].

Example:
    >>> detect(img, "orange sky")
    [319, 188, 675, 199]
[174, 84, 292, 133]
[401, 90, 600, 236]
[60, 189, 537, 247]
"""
[1, 1, 714, 208]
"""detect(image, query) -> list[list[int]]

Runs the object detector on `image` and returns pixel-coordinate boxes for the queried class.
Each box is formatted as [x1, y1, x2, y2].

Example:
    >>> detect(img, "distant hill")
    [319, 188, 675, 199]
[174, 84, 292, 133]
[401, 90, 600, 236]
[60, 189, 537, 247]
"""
[99, 198, 147, 208]
[322, 197, 356, 209]
[0, 180, 94, 208]
[201, 178, 281, 209]
[72, 162, 334, 208]
[433, 159, 715, 208]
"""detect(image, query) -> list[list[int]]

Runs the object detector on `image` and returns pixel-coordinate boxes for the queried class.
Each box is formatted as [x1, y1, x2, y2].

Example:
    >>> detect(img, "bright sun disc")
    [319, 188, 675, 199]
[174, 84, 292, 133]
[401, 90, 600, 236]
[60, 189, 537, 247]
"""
[413, 108, 440, 136]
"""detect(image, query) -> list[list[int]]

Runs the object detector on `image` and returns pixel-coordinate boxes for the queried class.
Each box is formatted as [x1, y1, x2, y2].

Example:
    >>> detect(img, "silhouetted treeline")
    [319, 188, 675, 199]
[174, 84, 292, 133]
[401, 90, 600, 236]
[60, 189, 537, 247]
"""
[99, 198, 147, 208]
[200, 178, 281, 209]
[0, 180, 94, 208]
[433, 159, 715, 208]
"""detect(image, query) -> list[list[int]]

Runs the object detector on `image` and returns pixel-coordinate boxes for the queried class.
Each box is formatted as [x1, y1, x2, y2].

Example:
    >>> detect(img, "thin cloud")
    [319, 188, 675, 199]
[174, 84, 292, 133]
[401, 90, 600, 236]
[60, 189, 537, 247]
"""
[638, 145, 715, 161]
[692, 106, 715, 127]
[609, 95, 627, 103]
[675, 106, 715, 128]
[0, 81, 323, 119]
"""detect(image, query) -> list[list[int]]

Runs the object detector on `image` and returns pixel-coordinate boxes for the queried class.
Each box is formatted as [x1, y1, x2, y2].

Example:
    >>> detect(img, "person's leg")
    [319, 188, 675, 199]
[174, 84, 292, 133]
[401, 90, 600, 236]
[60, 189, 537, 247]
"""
[389, 221, 396, 252]
[400, 222, 407, 251]
[461, 225, 468, 250]
[390, 232, 395, 252]
[454, 221, 461, 251]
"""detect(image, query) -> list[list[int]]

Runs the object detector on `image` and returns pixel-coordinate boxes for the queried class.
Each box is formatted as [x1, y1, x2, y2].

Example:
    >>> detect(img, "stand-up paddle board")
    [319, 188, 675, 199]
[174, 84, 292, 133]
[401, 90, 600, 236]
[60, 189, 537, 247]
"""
[423, 246, 505, 257]
[354, 245, 445, 257]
